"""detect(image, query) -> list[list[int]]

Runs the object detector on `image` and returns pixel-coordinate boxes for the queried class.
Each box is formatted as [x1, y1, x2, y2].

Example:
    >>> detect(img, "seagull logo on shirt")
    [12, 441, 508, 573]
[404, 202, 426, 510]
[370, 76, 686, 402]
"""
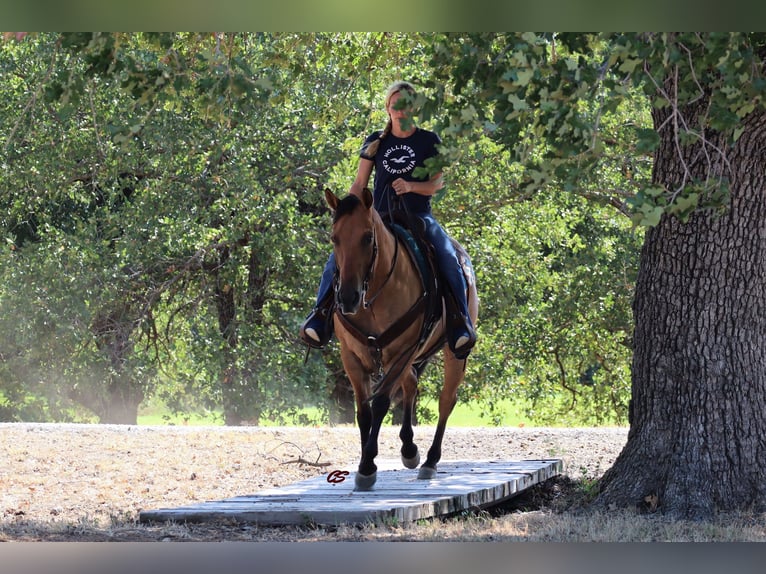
[382, 144, 416, 175]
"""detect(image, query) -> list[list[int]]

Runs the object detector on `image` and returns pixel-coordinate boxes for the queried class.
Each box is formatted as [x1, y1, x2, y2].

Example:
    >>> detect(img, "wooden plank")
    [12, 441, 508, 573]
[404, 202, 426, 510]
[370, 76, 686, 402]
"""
[139, 458, 562, 526]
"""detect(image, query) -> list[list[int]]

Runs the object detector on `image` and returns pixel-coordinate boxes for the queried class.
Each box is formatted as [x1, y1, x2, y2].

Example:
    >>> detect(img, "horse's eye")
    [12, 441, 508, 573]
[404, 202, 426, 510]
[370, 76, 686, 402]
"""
[362, 232, 374, 246]
[331, 234, 339, 246]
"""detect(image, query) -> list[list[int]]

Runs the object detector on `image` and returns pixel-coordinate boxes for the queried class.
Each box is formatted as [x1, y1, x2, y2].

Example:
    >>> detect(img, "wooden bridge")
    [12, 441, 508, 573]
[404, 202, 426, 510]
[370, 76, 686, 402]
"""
[139, 458, 562, 526]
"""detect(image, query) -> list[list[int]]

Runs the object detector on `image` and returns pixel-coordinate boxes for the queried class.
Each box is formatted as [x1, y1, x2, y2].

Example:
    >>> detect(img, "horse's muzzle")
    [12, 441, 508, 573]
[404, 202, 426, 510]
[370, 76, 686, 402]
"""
[337, 283, 363, 315]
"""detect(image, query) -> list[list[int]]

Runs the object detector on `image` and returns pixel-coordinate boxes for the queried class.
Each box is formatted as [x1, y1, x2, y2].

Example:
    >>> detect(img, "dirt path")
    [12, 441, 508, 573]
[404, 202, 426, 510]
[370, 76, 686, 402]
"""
[0, 423, 627, 541]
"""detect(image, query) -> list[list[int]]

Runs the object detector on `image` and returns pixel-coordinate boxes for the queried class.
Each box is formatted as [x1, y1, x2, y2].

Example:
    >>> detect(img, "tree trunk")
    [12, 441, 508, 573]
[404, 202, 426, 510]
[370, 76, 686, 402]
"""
[324, 353, 356, 425]
[216, 275, 244, 426]
[221, 364, 245, 426]
[90, 303, 143, 424]
[212, 246, 247, 426]
[104, 379, 144, 424]
[70, 375, 144, 425]
[595, 109, 766, 519]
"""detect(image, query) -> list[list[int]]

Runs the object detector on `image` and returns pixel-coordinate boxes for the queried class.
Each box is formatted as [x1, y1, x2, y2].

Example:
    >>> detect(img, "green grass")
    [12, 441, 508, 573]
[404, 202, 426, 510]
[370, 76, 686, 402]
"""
[445, 399, 527, 427]
[136, 398, 529, 427]
[136, 410, 221, 426]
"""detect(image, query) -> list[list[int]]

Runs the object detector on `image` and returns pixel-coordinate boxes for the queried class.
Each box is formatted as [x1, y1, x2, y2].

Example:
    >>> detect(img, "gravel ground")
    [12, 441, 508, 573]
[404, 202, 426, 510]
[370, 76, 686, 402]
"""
[0, 423, 628, 541]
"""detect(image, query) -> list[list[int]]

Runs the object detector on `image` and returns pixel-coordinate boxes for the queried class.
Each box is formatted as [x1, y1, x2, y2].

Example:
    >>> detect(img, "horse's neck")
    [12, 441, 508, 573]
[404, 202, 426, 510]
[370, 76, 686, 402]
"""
[370, 216, 417, 300]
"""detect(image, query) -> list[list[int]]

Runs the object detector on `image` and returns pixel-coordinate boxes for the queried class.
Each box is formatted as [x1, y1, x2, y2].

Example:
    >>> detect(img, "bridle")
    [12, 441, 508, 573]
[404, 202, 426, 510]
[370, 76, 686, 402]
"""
[334, 218, 400, 311]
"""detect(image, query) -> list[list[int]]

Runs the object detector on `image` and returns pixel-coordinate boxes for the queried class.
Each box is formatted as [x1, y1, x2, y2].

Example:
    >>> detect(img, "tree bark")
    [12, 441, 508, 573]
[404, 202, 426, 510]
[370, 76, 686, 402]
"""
[104, 379, 144, 425]
[89, 303, 143, 424]
[595, 109, 766, 519]
[324, 353, 356, 425]
[214, 261, 244, 426]
[329, 372, 356, 425]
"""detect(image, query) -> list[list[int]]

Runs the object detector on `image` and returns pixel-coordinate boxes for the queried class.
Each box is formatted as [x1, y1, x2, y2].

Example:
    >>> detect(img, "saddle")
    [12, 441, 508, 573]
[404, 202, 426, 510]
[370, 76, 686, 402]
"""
[384, 210, 454, 360]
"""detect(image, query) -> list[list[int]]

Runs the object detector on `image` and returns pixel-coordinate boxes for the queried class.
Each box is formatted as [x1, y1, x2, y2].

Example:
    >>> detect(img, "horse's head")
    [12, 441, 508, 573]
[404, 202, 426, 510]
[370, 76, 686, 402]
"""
[325, 187, 376, 316]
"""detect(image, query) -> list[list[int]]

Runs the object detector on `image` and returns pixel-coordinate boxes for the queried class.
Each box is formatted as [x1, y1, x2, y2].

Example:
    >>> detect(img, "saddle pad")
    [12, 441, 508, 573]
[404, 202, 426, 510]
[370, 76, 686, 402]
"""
[391, 222, 432, 288]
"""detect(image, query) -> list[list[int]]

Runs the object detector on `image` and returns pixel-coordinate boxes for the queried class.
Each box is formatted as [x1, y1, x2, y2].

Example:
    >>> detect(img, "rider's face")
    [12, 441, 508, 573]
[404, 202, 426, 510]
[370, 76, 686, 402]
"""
[387, 91, 413, 128]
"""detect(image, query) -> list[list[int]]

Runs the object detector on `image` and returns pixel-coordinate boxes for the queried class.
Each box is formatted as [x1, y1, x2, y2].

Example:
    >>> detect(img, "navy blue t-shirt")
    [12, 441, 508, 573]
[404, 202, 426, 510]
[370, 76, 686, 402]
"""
[360, 128, 441, 216]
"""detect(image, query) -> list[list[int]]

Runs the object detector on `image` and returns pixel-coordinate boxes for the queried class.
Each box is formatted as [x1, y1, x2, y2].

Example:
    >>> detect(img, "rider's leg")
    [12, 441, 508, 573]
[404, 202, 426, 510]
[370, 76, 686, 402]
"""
[299, 253, 336, 348]
[421, 215, 476, 359]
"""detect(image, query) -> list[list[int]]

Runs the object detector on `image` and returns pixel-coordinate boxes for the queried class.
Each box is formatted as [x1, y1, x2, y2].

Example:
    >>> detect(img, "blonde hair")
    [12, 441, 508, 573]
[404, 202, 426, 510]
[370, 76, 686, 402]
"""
[361, 81, 417, 159]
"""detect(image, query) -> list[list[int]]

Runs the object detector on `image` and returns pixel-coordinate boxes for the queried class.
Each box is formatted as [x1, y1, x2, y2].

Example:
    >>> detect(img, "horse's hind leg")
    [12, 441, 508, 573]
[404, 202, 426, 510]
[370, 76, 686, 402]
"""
[418, 350, 464, 479]
[399, 366, 420, 469]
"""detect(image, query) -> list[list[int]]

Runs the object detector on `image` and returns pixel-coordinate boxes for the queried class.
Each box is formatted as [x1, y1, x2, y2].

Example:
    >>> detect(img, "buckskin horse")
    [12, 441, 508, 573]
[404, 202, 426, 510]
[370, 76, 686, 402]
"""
[324, 187, 479, 490]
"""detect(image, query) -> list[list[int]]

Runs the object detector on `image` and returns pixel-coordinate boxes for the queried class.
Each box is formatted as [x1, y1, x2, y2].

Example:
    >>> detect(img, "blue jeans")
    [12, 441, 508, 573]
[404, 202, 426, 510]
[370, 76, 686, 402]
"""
[315, 252, 336, 305]
[419, 213, 470, 315]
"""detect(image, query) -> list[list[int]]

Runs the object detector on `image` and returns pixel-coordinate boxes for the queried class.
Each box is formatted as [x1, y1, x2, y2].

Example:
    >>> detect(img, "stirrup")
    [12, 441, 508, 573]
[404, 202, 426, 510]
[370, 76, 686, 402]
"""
[449, 325, 476, 360]
[443, 290, 476, 359]
[299, 307, 333, 349]
[446, 306, 476, 359]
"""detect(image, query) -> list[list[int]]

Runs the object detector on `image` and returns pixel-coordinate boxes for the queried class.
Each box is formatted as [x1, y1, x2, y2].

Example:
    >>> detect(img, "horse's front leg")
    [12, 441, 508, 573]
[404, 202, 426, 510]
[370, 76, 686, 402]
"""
[339, 349, 377, 487]
[355, 393, 372, 461]
[355, 391, 390, 491]
[398, 366, 420, 469]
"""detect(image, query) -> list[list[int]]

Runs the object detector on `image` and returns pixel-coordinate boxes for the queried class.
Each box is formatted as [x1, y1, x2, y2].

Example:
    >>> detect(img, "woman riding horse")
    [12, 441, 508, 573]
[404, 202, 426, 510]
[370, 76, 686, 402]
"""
[300, 80, 476, 359]
[323, 185, 478, 489]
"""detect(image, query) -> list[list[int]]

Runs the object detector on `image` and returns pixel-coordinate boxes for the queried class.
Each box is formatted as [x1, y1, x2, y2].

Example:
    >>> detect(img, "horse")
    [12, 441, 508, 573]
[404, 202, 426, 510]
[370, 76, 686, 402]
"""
[324, 186, 479, 490]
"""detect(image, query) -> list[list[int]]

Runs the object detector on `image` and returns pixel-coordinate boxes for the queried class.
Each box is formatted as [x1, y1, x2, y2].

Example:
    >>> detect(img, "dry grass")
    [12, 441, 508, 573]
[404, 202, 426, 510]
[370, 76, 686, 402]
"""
[2, 423, 765, 542]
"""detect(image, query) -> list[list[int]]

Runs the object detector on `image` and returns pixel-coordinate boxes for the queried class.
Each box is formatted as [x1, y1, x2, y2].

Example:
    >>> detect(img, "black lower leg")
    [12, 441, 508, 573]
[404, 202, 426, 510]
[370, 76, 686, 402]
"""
[358, 394, 390, 476]
[424, 422, 447, 469]
[356, 404, 372, 452]
[399, 403, 418, 460]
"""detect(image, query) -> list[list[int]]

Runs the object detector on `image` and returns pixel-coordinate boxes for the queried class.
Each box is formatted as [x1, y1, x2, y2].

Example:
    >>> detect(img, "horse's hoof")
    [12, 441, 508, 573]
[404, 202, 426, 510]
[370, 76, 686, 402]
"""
[401, 451, 420, 469]
[417, 465, 437, 480]
[354, 471, 377, 491]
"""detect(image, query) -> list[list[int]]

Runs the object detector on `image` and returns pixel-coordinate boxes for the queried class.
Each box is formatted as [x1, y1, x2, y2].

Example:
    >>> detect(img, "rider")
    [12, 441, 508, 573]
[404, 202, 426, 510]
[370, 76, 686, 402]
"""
[300, 81, 476, 359]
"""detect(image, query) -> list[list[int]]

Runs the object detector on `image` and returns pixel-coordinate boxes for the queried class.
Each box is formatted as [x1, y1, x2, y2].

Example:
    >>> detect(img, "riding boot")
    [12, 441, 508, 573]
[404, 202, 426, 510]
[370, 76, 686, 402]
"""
[299, 254, 336, 349]
[440, 265, 477, 360]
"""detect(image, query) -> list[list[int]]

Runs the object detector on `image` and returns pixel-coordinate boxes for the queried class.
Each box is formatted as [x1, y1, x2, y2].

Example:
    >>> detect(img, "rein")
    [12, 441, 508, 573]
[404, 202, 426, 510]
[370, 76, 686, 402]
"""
[362, 230, 398, 309]
[361, 183, 406, 309]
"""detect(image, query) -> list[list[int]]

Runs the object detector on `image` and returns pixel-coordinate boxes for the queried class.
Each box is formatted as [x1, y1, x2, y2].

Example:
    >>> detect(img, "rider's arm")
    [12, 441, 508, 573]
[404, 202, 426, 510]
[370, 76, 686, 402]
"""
[349, 158, 375, 199]
[392, 173, 444, 197]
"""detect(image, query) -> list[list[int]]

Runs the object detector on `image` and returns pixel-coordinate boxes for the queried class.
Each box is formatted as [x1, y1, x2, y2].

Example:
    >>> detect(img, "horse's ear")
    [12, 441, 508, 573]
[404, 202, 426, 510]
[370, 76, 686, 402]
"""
[362, 187, 373, 209]
[324, 188, 339, 211]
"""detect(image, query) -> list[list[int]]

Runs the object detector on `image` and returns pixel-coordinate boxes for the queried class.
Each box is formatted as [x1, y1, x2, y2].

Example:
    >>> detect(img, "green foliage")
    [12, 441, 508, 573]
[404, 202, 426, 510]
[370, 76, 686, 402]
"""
[0, 33, 445, 424]
[426, 32, 766, 228]
[4, 32, 758, 426]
